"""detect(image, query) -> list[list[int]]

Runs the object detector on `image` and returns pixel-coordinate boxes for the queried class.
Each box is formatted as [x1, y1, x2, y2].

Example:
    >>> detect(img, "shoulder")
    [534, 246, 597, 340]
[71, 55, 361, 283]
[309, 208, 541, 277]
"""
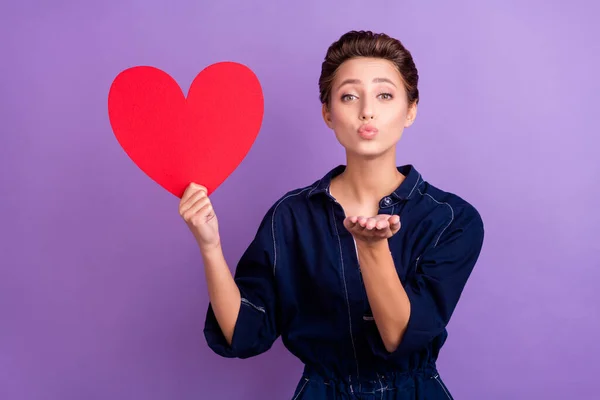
[414, 178, 484, 238]
[260, 165, 345, 223]
[259, 179, 322, 223]
[268, 181, 321, 218]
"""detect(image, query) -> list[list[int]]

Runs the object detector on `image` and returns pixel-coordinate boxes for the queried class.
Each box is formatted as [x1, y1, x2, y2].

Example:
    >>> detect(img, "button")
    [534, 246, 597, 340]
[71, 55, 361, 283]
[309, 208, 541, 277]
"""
[383, 197, 392, 206]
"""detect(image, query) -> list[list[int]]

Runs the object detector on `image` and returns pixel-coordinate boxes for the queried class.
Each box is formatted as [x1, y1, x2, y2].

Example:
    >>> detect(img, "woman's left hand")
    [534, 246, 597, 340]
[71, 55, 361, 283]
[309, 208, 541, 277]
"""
[343, 214, 401, 243]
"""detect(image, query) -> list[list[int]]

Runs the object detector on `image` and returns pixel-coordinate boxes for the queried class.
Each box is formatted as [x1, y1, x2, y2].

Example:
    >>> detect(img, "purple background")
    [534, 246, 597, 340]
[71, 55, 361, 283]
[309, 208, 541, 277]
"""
[1, 1, 598, 399]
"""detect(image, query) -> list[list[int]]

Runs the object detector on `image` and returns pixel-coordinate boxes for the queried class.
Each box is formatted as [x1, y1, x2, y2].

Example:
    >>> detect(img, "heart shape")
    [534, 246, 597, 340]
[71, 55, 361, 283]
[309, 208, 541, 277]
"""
[108, 62, 264, 198]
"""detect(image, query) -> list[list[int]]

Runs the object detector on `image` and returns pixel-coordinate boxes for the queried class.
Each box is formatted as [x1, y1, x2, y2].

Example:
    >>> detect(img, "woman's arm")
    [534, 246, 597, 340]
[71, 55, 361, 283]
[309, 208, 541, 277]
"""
[356, 240, 410, 353]
[180, 183, 280, 358]
[348, 208, 485, 356]
[200, 245, 241, 346]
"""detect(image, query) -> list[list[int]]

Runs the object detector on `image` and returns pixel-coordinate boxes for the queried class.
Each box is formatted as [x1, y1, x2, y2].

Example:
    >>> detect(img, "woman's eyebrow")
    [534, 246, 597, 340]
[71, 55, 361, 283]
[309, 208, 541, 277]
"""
[336, 77, 397, 91]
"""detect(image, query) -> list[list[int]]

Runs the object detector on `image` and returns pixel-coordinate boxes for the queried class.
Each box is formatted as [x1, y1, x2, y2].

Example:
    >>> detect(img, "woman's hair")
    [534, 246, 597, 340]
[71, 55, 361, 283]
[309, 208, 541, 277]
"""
[318, 30, 419, 107]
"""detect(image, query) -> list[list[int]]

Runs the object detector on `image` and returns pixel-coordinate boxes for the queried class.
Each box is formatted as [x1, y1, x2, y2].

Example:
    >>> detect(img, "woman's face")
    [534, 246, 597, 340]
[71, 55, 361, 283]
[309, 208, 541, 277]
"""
[322, 57, 417, 159]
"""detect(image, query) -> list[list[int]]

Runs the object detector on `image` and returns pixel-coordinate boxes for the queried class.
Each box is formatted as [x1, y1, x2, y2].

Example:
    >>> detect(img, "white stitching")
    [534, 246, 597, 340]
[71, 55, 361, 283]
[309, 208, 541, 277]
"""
[377, 375, 385, 399]
[417, 189, 454, 247]
[271, 186, 314, 275]
[292, 377, 310, 400]
[243, 186, 313, 319]
[407, 173, 421, 199]
[433, 374, 452, 399]
[240, 298, 265, 313]
[307, 176, 324, 197]
[332, 204, 361, 384]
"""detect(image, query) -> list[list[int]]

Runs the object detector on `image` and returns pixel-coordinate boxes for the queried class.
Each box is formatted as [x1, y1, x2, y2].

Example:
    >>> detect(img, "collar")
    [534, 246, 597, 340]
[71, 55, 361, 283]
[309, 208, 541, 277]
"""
[307, 164, 423, 206]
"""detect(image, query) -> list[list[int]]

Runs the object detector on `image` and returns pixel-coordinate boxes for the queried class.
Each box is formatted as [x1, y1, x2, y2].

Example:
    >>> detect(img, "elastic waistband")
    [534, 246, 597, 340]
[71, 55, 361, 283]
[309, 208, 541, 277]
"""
[302, 364, 438, 394]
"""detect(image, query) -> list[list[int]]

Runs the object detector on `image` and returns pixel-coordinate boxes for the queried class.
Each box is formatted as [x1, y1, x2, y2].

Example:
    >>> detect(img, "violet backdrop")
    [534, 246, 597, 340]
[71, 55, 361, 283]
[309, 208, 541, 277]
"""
[1, 0, 598, 399]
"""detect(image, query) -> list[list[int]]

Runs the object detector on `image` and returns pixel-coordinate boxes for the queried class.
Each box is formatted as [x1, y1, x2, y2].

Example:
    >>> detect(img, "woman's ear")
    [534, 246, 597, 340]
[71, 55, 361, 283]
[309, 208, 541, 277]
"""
[405, 102, 418, 128]
[322, 103, 333, 129]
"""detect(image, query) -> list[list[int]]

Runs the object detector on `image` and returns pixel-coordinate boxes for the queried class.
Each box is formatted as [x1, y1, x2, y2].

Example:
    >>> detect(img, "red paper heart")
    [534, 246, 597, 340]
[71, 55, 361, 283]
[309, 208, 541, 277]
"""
[108, 62, 264, 198]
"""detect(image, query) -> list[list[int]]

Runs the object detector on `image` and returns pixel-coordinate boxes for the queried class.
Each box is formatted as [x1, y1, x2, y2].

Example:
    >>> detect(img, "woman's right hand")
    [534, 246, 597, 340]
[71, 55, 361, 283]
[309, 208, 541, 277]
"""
[179, 183, 221, 253]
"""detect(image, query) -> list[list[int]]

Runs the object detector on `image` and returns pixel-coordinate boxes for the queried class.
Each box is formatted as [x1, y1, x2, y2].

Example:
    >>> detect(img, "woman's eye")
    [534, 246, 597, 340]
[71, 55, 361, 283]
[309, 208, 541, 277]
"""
[341, 94, 357, 101]
[378, 93, 393, 100]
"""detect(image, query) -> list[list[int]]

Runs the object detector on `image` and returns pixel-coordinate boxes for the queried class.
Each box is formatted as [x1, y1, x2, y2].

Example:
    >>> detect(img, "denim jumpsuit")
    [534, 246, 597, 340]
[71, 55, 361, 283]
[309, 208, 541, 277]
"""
[204, 165, 485, 399]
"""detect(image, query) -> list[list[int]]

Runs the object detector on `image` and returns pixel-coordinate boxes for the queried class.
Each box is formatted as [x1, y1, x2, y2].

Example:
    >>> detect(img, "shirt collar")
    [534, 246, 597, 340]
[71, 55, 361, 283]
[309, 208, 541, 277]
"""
[307, 164, 423, 203]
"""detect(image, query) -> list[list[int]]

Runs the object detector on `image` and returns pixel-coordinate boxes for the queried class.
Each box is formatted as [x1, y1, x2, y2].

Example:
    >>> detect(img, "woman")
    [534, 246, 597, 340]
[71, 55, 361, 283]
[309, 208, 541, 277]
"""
[179, 30, 484, 400]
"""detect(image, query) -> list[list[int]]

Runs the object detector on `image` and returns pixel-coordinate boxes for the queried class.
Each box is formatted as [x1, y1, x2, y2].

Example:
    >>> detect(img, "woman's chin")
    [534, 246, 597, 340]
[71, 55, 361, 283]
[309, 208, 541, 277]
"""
[345, 143, 394, 160]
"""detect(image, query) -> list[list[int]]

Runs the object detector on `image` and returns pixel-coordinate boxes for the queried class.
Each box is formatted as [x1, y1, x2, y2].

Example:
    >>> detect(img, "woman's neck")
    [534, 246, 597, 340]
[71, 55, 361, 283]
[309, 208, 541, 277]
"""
[332, 150, 405, 206]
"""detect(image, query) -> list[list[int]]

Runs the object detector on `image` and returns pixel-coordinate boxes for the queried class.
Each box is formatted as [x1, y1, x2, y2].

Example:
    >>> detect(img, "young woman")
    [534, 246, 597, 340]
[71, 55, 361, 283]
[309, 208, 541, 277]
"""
[179, 30, 485, 400]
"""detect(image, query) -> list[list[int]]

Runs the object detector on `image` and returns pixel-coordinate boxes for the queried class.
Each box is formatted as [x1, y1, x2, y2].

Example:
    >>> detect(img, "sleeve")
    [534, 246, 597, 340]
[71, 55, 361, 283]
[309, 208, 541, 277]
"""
[368, 208, 485, 359]
[203, 205, 280, 359]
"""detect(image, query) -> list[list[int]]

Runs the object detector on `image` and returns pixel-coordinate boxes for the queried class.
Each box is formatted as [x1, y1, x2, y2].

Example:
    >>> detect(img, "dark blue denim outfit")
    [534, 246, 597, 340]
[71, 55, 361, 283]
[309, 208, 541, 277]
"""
[204, 165, 485, 399]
